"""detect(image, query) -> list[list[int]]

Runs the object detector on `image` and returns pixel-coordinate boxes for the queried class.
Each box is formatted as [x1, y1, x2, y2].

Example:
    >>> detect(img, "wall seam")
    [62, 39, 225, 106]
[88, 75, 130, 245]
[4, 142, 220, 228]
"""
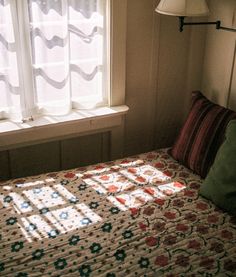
[226, 39, 236, 108]
[152, 0, 162, 149]
[7, 150, 12, 179]
[147, 0, 160, 151]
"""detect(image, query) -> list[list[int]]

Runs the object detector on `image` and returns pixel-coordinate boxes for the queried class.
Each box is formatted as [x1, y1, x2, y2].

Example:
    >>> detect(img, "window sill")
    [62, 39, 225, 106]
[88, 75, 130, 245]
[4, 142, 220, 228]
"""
[0, 105, 129, 151]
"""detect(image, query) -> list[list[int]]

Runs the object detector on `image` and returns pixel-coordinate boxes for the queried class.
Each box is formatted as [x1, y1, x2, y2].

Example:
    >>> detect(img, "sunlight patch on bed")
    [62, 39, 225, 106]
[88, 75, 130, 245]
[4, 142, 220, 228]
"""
[19, 204, 101, 242]
[1, 184, 102, 242]
[23, 186, 65, 209]
[10, 192, 34, 214]
[107, 182, 186, 211]
[13, 178, 55, 188]
[54, 184, 79, 203]
[82, 163, 171, 195]
[81, 163, 186, 211]
[120, 164, 171, 184]
[76, 159, 146, 178]
[1, 161, 186, 242]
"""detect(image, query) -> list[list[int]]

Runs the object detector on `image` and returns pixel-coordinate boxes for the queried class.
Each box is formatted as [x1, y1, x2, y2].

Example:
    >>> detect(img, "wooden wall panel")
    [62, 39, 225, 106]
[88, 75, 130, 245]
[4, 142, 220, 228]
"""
[154, 16, 207, 149]
[101, 132, 110, 162]
[229, 42, 236, 110]
[201, 0, 236, 109]
[125, 0, 206, 154]
[61, 132, 109, 169]
[74, 134, 102, 166]
[125, 0, 159, 156]
[0, 132, 110, 180]
[0, 151, 10, 181]
[9, 142, 61, 178]
[154, 16, 191, 149]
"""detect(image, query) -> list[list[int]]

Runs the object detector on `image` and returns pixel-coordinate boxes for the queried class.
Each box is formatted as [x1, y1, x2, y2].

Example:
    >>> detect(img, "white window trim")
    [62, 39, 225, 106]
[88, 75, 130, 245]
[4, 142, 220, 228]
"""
[0, 0, 128, 150]
[0, 105, 129, 151]
[109, 0, 127, 106]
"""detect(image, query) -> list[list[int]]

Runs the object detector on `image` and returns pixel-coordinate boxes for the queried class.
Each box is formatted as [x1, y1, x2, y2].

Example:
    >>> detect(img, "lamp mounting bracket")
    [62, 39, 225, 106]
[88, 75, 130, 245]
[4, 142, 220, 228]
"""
[179, 16, 236, 33]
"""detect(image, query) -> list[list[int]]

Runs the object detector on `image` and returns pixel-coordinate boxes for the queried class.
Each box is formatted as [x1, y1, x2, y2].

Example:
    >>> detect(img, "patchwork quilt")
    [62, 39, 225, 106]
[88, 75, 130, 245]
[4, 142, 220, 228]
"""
[0, 149, 235, 276]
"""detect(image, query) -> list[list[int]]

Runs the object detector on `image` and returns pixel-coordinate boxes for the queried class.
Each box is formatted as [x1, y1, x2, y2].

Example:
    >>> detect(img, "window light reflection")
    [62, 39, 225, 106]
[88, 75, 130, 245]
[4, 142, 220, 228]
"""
[23, 186, 65, 210]
[82, 162, 173, 196]
[10, 192, 33, 214]
[82, 163, 186, 211]
[2, 184, 102, 242]
[14, 178, 55, 188]
[1, 158, 187, 243]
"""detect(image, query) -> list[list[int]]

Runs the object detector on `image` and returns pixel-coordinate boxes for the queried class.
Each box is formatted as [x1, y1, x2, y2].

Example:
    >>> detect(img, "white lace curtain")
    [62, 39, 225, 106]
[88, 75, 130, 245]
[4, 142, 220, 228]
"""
[0, 0, 21, 120]
[0, 0, 107, 121]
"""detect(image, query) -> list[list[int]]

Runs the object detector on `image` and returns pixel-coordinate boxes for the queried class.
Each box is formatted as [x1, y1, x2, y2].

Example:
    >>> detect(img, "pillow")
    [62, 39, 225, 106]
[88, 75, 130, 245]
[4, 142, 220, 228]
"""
[200, 120, 236, 215]
[170, 91, 236, 178]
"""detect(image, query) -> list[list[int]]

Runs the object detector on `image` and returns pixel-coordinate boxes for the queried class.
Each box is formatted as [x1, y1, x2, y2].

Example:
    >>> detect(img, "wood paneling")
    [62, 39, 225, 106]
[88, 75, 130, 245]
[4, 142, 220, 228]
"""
[125, 0, 160, 155]
[1, 132, 110, 180]
[229, 41, 236, 110]
[61, 132, 110, 169]
[154, 15, 191, 149]
[201, 0, 236, 110]
[125, 0, 206, 154]
[0, 151, 10, 180]
[9, 142, 61, 178]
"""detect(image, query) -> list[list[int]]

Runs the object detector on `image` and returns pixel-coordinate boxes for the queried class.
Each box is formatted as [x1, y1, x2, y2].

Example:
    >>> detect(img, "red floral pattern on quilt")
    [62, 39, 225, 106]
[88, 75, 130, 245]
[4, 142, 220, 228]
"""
[0, 149, 235, 276]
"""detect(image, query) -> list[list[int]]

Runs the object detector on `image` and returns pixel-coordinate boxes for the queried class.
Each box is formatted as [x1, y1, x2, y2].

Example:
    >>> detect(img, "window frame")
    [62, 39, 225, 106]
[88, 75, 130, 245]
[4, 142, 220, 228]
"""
[0, 0, 128, 150]
[109, 0, 127, 107]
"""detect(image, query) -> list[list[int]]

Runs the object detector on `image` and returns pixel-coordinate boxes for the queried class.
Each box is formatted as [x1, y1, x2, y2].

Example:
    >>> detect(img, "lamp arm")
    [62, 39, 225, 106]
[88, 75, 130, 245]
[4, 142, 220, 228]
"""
[179, 16, 185, 32]
[179, 16, 236, 32]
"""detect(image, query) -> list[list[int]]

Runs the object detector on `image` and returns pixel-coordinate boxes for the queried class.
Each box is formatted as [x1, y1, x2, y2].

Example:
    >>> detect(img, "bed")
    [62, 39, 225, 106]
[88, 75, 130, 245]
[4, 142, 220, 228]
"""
[0, 148, 235, 277]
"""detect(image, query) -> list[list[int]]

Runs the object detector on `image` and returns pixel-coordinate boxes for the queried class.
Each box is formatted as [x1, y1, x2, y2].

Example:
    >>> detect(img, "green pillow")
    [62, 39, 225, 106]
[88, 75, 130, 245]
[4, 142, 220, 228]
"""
[200, 120, 236, 215]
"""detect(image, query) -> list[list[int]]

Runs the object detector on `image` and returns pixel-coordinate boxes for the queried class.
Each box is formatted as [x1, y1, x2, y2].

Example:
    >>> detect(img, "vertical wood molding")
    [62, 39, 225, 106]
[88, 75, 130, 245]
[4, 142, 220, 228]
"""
[185, 22, 207, 115]
[148, 0, 161, 150]
[201, 0, 236, 107]
[110, 117, 125, 160]
[101, 132, 110, 162]
[0, 150, 11, 180]
[125, 0, 162, 155]
[7, 150, 12, 179]
[59, 141, 63, 170]
[227, 39, 236, 108]
[153, 9, 162, 149]
[110, 0, 127, 106]
[154, 15, 193, 148]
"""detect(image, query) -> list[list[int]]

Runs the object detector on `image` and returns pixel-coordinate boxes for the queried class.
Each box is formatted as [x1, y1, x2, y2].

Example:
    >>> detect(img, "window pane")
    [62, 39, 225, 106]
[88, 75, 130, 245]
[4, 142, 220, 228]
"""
[28, 0, 108, 114]
[69, 0, 107, 108]
[0, 0, 22, 120]
[28, 0, 71, 115]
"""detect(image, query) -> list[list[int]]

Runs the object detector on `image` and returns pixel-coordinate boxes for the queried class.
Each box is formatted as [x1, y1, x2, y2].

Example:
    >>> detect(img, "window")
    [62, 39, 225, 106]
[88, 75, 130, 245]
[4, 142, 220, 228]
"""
[0, 0, 127, 151]
[0, 0, 109, 121]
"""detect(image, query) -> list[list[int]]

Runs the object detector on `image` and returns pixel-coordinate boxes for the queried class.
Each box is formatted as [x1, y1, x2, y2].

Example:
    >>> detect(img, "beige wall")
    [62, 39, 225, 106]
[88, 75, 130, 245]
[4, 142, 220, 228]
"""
[125, 0, 236, 158]
[202, 0, 236, 110]
[125, 0, 206, 155]
[125, 0, 159, 155]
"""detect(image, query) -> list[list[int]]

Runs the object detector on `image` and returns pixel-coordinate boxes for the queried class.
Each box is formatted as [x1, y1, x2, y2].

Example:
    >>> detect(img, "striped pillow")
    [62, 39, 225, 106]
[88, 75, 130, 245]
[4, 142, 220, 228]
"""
[170, 91, 236, 178]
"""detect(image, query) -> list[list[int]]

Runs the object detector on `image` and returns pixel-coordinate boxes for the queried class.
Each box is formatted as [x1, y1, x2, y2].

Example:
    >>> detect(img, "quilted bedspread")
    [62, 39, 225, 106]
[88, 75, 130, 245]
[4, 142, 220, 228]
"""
[0, 149, 236, 277]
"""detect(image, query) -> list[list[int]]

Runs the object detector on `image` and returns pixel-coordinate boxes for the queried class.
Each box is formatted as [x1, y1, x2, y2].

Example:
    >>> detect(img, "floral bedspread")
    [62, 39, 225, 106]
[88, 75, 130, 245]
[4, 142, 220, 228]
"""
[0, 149, 236, 277]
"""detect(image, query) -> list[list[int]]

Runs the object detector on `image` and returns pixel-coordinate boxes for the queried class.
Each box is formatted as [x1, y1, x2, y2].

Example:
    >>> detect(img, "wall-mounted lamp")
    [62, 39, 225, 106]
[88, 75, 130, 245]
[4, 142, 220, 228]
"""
[155, 0, 236, 33]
